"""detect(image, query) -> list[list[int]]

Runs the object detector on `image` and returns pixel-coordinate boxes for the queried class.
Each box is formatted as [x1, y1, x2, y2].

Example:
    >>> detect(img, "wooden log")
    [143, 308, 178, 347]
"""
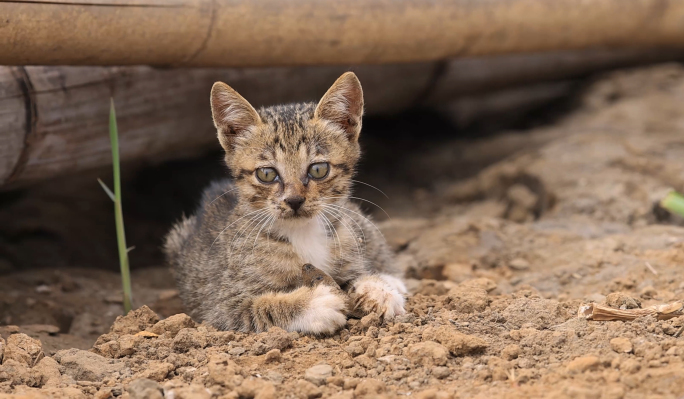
[0, 69, 26, 185]
[1, 48, 683, 187]
[1, 0, 684, 67]
[0, 64, 434, 187]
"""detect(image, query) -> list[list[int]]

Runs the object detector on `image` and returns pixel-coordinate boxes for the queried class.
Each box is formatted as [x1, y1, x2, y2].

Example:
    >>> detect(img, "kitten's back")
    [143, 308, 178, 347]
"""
[163, 179, 238, 311]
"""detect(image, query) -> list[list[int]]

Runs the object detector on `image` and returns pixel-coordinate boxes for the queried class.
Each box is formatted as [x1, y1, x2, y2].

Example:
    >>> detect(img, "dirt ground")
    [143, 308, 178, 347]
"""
[1, 64, 684, 399]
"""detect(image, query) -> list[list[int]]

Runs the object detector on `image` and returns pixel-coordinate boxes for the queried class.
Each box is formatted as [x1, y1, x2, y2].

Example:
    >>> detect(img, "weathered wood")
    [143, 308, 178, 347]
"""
[0, 68, 26, 185]
[1, 48, 683, 187]
[1, 0, 684, 67]
[0, 64, 435, 186]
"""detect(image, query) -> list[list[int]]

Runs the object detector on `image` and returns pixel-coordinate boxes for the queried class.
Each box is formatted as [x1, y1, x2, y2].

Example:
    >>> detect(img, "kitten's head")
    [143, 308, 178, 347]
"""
[210, 72, 363, 220]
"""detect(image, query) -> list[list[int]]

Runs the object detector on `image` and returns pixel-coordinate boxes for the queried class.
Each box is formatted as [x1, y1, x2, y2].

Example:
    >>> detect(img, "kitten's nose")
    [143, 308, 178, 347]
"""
[285, 196, 305, 211]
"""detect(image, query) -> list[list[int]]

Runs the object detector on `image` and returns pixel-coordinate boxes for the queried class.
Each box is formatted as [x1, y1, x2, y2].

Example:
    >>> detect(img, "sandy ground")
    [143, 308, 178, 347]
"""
[1, 64, 684, 398]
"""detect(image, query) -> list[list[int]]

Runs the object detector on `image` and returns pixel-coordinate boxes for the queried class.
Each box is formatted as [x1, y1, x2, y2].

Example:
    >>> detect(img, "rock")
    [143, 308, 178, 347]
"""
[354, 378, 386, 396]
[136, 361, 174, 382]
[91, 340, 120, 359]
[605, 292, 641, 309]
[229, 347, 246, 356]
[127, 378, 163, 399]
[54, 348, 125, 382]
[501, 344, 521, 360]
[640, 286, 657, 299]
[135, 331, 158, 338]
[502, 297, 571, 329]
[207, 354, 242, 389]
[343, 378, 360, 389]
[620, 358, 641, 374]
[407, 341, 449, 366]
[359, 313, 381, 329]
[432, 366, 451, 379]
[117, 334, 143, 357]
[0, 336, 5, 363]
[344, 342, 365, 357]
[3, 333, 44, 367]
[173, 328, 207, 352]
[415, 388, 454, 399]
[442, 286, 490, 313]
[33, 356, 61, 386]
[422, 325, 488, 356]
[415, 280, 449, 296]
[148, 314, 195, 338]
[603, 385, 626, 399]
[567, 355, 600, 373]
[237, 378, 276, 399]
[263, 370, 284, 384]
[262, 327, 293, 351]
[265, 349, 281, 363]
[304, 364, 333, 386]
[460, 278, 497, 293]
[326, 376, 345, 387]
[20, 324, 60, 335]
[295, 379, 322, 399]
[610, 337, 633, 353]
[508, 258, 530, 271]
[165, 384, 212, 399]
[209, 331, 237, 346]
[0, 358, 40, 386]
[110, 305, 160, 335]
[354, 355, 377, 369]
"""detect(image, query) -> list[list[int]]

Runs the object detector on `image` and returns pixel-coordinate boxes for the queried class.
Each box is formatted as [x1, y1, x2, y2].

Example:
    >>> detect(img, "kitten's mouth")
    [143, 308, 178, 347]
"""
[282, 208, 314, 219]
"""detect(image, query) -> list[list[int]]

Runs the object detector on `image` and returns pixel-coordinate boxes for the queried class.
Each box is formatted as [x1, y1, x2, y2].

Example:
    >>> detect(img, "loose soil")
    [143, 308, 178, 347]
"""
[2, 64, 684, 399]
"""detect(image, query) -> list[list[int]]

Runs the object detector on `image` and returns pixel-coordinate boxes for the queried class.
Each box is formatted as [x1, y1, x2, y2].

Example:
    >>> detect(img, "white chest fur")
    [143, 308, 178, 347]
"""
[275, 218, 332, 275]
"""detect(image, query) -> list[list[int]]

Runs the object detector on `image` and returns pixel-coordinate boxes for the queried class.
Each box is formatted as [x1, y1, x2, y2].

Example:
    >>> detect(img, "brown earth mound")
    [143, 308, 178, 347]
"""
[2, 64, 684, 398]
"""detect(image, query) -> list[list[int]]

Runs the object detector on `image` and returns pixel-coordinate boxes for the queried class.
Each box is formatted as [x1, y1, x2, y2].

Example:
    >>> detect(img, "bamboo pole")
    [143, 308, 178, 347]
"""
[1, 0, 684, 67]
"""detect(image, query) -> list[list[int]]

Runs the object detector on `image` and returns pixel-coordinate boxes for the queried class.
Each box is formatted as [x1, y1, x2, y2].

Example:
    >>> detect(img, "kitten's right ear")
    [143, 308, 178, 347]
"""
[210, 82, 261, 151]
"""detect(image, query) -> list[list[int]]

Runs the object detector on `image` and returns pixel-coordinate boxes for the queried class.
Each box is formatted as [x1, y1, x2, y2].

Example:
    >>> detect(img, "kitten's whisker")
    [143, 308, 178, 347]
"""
[319, 212, 342, 258]
[209, 186, 239, 205]
[236, 212, 272, 258]
[320, 212, 342, 258]
[325, 203, 386, 240]
[320, 196, 391, 219]
[210, 207, 267, 250]
[252, 215, 274, 253]
[321, 204, 367, 247]
[323, 208, 363, 261]
[227, 209, 270, 257]
[351, 180, 389, 199]
[317, 214, 339, 255]
[266, 215, 277, 249]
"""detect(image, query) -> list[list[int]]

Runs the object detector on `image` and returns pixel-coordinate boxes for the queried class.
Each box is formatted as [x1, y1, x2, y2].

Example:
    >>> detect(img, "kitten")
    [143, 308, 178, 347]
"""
[164, 72, 406, 334]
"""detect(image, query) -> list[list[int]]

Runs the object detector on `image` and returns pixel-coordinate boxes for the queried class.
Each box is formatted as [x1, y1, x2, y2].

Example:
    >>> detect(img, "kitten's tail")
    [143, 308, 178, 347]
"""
[163, 215, 197, 267]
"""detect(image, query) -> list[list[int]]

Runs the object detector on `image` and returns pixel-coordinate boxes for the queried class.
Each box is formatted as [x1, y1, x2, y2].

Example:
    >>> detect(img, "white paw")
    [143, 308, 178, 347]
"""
[379, 274, 408, 295]
[286, 285, 347, 335]
[353, 274, 406, 319]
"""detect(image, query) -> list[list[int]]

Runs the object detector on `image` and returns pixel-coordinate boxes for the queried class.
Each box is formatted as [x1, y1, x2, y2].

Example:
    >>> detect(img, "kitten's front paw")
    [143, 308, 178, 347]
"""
[351, 274, 406, 319]
[286, 285, 347, 335]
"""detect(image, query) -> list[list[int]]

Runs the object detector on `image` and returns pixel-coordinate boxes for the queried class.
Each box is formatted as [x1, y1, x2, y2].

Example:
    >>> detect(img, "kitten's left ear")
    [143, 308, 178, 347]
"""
[314, 72, 364, 142]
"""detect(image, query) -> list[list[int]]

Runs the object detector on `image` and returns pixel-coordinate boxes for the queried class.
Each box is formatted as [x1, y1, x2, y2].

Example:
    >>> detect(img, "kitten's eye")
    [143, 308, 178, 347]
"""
[308, 162, 329, 179]
[256, 167, 278, 183]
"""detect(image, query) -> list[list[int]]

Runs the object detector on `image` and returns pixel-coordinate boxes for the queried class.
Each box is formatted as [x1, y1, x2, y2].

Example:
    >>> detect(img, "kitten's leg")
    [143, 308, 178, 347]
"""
[251, 283, 347, 334]
[350, 274, 407, 319]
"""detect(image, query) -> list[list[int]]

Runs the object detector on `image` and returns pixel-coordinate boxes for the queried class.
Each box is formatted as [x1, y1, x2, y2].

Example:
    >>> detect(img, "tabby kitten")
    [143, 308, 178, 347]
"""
[164, 72, 406, 334]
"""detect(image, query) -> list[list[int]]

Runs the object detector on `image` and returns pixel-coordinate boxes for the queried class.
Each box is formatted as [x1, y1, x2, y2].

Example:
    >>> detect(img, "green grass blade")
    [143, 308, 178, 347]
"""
[97, 178, 116, 202]
[109, 98, 133, 315]
[661, 191, 684, 218]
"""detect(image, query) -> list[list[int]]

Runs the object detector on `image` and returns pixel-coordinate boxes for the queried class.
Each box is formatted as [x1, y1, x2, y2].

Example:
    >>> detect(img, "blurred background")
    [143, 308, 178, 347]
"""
[1, 0, 684, 352]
